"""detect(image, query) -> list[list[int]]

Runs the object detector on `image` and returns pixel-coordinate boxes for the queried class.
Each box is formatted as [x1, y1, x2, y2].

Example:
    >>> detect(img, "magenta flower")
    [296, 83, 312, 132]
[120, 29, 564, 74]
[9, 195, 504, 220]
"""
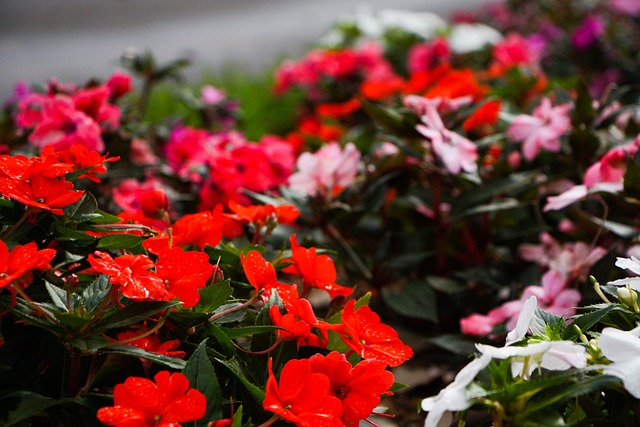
[507, 97, 571, 161]
[288, 142, 360, 199]
[571, 15, 605, 50]
[610, 0, 640, 15]
[416, 103, 478, 175]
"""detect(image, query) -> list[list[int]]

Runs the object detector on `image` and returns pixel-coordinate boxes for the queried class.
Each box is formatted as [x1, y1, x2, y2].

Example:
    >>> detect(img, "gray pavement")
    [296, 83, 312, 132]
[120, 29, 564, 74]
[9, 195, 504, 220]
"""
[0, 0, 483, 100]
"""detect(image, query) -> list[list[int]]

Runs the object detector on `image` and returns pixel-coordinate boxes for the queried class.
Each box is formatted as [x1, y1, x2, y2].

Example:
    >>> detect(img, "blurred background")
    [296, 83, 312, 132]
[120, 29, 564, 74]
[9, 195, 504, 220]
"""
[0, 0, 483, 100]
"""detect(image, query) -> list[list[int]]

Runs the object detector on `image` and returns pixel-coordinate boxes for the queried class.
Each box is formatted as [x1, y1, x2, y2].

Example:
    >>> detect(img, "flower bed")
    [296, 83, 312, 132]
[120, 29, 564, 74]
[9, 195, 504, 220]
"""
[2, 1, 640, 426]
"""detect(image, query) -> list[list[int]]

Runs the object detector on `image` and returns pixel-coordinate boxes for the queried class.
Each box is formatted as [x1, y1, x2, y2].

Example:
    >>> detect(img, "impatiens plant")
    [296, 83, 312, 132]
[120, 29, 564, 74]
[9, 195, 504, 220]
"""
[3, 0, 640, 425]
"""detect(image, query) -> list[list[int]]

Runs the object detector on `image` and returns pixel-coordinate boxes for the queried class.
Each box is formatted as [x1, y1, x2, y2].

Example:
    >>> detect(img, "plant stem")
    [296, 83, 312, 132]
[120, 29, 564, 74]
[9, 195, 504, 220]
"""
[324, 223, 372, 281]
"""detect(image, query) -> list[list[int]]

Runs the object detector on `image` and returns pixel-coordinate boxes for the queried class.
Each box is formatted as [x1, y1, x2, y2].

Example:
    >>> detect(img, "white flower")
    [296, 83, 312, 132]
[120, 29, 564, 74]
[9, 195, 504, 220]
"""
[608, 256, 640, 290]
[505, 295, 537, 345]
[422, 354, 491, 427]
[598, 326, 640, 398]
[448, 23, 503, 54]
[477, 341, 587, 379]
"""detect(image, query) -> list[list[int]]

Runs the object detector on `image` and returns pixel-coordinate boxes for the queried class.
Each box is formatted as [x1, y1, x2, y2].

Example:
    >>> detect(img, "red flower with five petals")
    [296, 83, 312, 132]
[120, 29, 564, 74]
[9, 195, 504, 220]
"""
[282, 235, 353, 299]
[97, 371, 206, 427]
[263, 358, 343, 427]
[0, 240, 56, 288]
[309, 351, 395, 426]
[240, 250, 299, 306]
[338, 300, 413, 367]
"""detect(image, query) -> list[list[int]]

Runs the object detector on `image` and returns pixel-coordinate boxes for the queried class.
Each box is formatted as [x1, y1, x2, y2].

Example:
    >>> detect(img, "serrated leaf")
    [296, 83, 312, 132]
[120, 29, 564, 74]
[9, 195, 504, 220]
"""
[82, 275, 112, 313]
[215, 357, 265, 403]
[97, 234, 145, 249]
[530, 309, 563, 336]
[100, 301, 178, 330]
[210, 303, 247, 324]
[45, 282, 68, 312]
[205, 322, 237, 357]
[381, 280, 437, 321]
[563, 304, 617, 340]
[101, 345, 186, 369]
[195, 279, 233, 313]
[182, 340, 223, 424]
[0, 391, 60, 425]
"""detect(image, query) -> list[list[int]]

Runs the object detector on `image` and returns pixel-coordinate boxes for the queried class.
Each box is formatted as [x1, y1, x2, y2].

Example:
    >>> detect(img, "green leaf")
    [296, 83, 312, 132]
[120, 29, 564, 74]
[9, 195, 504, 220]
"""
[624, 157, 640, 199]
[90, 210, 125, 224]
[451, 198, 522, 222]
[82, 275, 112, 313]
[220, 326, 278, 339]
[216, 357, 265, 403]
[530, 309, 563, 337]
[210, 303, 247, 324]
[453, 171, 542, 213]
[587, 215, 638, 238]
[100, 301, 178, 330]
[68, 335, 111, 352]
[101, 345, 187, 369]
[0, 391, 60, 426]
[182, 340, 223, 424]
[63, 192, 98, 219]
[360, 99, 420, 137]
[54, 224, 96, 241]
[194, 279, 233, 313]
[381, 280, 437, 321]
[97, 234, 145, 249]
[204, 323, 237, 357]
[563, 304, 617, 340]
[231, 405, 245, 427]
[425, 334, 477, 355]
[45, 282, 68, 312]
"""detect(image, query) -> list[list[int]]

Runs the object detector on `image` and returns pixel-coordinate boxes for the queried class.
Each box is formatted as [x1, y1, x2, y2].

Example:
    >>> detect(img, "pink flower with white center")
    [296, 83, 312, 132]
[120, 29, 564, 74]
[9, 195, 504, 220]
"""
[288, 142, 360, 199]
[507, 97, 571, 161]
[416, 103, 478, 175]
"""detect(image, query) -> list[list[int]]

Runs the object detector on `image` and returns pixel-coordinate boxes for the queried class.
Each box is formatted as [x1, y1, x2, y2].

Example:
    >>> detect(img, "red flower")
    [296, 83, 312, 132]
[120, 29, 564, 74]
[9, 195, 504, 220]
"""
[263, 358, 343, 427]
[338, 300, 413, 367]
[143, 205, 226, 253]
[154, 247, 214, 308]
[282, 235, 353, 299]
[269, 297, 330, 348]
[116, 329, 186, 359]
[140, 189, 169, 220]
[240, 250, 299, 306]
[309, 351, 395, 426]
[0, 241, 56, 288]
[87, 251, 169, 301]
[42, 144, 119, 183]
[97, 371, 206, 427]
[226, 200, 299, 228]
[462, 100, 502, 134]
[0, 154, 84, 216]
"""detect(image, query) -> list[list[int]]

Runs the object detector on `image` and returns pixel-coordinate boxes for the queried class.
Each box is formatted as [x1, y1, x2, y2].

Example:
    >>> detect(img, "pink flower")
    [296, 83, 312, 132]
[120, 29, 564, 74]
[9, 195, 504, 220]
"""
[72, 85, 121, 130]
[163, 126, 212, 180]
[507, 97, 571, 160]
[112, 177, 165, 214]
[27, 96, 104, 152]
[407, 37, 451, 73]
[288, 142, 360, 199]
[416, 103, 478, 174]
[610, 0, 640, 15]
[492, 32, 543, 71]
[544, 138, 640, 210]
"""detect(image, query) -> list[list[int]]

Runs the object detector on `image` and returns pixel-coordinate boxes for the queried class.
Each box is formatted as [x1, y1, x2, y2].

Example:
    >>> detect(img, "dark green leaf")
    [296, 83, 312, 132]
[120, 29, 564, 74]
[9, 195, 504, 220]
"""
[54, 224, 96, 241]
[97, 234, 145, 250]
[381, 280, 437, 321]
[215, 357, 265, 402]
[587, 215, 638, 238]
[194, 279, 233, 313]
[210, 303, 247, 324]
[82, 275, 112, 313]
[425, 334, 477, 355]
[90, 210, 125, 224]
[624, 157, 640, 199]
[220, 326, 278, 339]
[204, 323, 237, 357]
[530, 309, 563, 337]
[63, 192, 98, 219]
[68, 335, 111, 352]
[100, 301, 178, 330]
[0, 391, 60, 426]
[45, 282, 68, 312]
[360, 99, 420, 137]
[182, 340, 223, 424]
[563, 304, 617, 340]
[101, 345, 186, 369]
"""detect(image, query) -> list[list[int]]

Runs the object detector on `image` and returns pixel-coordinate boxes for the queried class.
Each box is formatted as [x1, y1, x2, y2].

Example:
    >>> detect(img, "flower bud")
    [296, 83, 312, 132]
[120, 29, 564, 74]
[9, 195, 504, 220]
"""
[617, 286, 639, 311]
[140, 189, 168, 219]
